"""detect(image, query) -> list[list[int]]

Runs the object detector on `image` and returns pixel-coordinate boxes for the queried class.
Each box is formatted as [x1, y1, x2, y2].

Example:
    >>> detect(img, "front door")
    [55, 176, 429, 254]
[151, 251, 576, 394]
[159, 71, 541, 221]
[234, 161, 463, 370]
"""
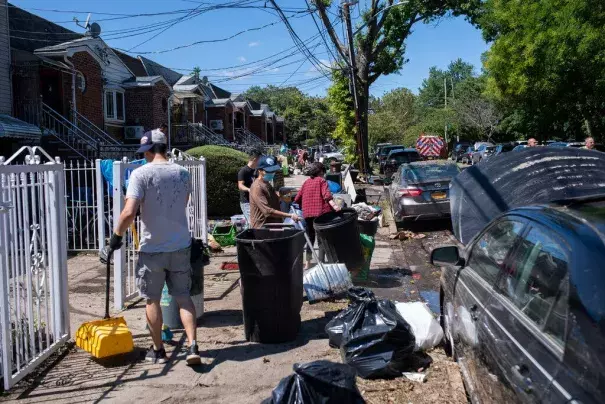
[39, 68, 64, 113]
[454, 217, 526, 403]
[485, 224, 570, 402]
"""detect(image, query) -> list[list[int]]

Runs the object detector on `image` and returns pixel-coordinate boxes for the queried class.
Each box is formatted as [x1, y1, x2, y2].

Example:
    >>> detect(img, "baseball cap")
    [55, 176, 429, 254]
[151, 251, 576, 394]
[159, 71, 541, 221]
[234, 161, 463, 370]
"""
[256, 155, 281, 173]
[137, 129, 167, 153]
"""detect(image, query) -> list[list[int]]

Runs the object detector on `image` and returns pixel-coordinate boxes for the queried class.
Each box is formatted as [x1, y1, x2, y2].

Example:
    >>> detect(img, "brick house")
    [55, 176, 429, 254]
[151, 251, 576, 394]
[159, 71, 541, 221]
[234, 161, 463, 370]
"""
[276, 116, 285, 143]
[206, 99, 235, 141]
[248, 109, 267, 142]
[233, 101, 252, 131]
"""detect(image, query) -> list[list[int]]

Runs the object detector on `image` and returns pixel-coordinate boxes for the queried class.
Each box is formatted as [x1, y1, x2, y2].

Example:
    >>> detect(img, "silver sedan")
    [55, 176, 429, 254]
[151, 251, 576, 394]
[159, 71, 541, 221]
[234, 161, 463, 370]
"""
[388, 161, 461, 224]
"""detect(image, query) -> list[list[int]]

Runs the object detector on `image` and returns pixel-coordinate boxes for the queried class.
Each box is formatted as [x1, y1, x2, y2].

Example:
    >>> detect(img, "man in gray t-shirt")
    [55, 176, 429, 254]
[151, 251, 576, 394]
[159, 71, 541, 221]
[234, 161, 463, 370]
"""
[110, 128, 201, 366]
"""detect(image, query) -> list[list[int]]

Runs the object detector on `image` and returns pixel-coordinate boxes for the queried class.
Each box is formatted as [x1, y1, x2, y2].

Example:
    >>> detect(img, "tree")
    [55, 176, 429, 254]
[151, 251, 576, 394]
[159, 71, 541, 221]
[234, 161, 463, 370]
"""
[327, 70, 357, 162]
[453, 76, 502, 141]
[192, 66, 201, 80]
[480, 0, 605, 141]
[242, 85, 336, 145]
[368, 88, 416, 146]
[417, 59, 475, 109]
[311, 0, 480, 166]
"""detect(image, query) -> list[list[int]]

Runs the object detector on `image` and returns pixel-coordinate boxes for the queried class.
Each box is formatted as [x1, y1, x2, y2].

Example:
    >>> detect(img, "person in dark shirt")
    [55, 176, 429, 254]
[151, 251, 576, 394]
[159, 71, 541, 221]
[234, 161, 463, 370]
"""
[237, 149, 262, 226]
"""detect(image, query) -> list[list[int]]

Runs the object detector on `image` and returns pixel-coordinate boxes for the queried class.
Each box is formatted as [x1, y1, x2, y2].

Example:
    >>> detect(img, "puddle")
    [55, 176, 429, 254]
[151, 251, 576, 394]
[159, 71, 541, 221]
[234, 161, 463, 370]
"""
[419, 290, 440, 315]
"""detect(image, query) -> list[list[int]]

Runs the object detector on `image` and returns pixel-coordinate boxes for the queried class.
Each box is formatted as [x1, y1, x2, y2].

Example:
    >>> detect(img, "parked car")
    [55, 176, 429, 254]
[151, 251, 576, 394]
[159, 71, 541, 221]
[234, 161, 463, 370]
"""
[373, 142, 392, 162]
[383, 148, 421, 178]
[432, 196, 605, 404]
[388, 161, 460, 224]
[460, 145, 475, 164]
[548, 141, 605, 152]
[471, 143, 496, 164]
[450, 142, 473, 162]
[512, 144, 527, 152]
[378, 144, 405, 173]
[485, 143, 516, 161]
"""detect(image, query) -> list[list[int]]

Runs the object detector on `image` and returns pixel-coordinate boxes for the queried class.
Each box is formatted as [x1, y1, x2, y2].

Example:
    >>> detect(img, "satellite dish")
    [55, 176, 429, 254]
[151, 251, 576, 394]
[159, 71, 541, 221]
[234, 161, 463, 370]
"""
[201, 76, 208, 84]
[89, 23, 101, 38]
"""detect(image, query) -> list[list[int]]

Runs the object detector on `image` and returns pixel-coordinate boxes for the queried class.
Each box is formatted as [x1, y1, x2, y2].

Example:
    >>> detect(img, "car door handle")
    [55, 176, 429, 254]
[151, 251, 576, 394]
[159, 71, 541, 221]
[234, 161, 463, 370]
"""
[511, 364, 533, 394]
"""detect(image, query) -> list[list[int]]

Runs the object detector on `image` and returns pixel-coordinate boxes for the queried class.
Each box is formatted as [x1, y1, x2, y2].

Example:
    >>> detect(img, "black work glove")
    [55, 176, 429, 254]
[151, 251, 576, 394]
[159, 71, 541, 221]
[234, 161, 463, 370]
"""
[108, 233, 123, 251]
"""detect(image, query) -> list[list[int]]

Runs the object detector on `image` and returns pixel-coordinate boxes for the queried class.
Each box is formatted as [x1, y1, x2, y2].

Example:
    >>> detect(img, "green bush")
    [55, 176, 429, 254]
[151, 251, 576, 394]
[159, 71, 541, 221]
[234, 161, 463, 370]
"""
[187, 145, 248, 217]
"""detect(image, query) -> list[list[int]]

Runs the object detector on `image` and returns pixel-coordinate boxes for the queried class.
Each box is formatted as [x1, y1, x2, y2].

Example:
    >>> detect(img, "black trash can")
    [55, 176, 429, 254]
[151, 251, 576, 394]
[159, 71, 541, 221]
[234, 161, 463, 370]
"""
[236, 228, 305, 343]
[357, 219, 379, 237]
[314, 209, 365, 272]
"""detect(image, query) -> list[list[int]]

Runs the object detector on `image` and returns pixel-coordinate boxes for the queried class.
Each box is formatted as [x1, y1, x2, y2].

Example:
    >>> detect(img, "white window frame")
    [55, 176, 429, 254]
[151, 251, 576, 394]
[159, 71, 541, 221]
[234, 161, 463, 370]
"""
[104, 89, 125, 123]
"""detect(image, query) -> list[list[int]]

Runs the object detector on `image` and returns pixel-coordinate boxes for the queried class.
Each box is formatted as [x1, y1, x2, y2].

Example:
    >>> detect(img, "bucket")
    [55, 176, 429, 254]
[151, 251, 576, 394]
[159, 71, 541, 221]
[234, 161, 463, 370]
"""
[231, 215, 247, 232]
[160, 285, 204, 329]
[303, 263, 352, 303]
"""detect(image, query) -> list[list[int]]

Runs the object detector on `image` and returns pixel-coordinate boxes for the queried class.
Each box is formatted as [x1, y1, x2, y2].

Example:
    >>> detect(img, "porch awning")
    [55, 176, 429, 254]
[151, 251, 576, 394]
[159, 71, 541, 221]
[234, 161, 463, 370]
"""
[0, 115, 42, 140]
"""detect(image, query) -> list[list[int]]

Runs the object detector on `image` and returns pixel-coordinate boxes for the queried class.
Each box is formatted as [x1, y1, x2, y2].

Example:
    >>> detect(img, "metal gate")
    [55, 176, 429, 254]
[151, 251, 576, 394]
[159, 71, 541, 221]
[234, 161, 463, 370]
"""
[0, 147, 70, 390]
[112, 154, 207, 309]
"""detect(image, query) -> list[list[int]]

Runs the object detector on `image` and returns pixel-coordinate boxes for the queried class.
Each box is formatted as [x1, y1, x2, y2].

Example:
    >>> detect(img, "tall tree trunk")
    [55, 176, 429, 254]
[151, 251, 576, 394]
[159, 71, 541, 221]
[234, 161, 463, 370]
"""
[357, 77, 371, 172]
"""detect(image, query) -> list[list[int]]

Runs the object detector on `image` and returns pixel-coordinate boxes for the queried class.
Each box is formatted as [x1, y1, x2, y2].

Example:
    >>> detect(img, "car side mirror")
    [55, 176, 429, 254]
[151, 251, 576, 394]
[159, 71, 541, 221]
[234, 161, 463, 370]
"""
[431, 246, 464, 266]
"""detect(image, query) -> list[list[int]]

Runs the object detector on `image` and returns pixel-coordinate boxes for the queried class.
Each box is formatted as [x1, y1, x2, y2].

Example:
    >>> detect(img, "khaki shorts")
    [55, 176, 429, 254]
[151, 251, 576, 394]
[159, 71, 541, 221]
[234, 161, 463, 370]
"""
[136, 247, 191, 301]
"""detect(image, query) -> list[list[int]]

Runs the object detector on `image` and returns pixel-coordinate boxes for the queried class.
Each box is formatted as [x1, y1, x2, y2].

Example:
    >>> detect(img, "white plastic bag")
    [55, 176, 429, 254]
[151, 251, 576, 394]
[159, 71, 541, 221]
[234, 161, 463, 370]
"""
[395, 301, 444, 351]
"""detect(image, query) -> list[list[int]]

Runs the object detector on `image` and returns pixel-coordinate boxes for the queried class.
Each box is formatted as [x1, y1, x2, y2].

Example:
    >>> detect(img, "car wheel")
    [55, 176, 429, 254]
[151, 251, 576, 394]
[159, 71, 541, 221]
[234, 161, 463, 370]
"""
[440, 290, 456, 358]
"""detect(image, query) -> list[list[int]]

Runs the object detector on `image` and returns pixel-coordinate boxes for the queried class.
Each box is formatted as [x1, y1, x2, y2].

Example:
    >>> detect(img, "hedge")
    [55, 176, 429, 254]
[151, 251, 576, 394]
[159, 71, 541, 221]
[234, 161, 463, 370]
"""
[187, 145, 248, 217]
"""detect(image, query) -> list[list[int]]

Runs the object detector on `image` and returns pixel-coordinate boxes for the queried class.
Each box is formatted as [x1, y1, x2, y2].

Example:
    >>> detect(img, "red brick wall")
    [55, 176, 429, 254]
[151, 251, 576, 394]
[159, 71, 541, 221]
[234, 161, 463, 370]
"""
[185, 100, 205, 124]
[248, 115, 267, 142]
[125, 81, 171, 134]
[152, 82, 171, 128]
[125, 87, 153, 130]
[207, 106, 233, 141]
[70, 52, 103, 128]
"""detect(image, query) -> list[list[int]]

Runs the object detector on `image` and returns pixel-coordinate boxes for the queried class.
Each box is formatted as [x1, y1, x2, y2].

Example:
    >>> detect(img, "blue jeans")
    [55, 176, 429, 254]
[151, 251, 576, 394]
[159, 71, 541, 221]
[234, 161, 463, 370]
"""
[240, 202, 251, 228]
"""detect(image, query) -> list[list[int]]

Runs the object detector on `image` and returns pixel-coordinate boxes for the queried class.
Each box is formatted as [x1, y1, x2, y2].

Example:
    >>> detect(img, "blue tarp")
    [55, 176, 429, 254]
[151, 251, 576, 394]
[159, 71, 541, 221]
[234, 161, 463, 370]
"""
[100, 159, 146, 191]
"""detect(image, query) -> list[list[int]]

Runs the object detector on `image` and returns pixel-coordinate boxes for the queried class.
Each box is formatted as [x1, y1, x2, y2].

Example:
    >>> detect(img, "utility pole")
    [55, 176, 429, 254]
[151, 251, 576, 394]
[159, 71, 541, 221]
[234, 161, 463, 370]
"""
[342, 1, 368, 175]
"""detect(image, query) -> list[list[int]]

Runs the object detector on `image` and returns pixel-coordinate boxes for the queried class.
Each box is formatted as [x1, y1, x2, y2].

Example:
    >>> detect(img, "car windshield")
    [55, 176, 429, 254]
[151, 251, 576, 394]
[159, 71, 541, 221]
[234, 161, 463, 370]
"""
[405, 164, 460, 181]
[486, 146, 496, 152]
[381, 146, 403, 156]
[390, 152, 421, 164]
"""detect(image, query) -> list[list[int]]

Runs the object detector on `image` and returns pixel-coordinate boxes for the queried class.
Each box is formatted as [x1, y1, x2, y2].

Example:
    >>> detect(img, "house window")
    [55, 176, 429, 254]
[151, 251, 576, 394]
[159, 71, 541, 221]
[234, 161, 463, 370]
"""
[104, 90, 125, 122]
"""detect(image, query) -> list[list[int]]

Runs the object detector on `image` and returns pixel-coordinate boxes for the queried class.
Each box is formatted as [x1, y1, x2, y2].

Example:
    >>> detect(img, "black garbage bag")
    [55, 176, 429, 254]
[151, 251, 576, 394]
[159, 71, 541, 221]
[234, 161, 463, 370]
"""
[325, 288, 376, 348]
[263, 361, 365, 404]
[340, 297, 415, 379]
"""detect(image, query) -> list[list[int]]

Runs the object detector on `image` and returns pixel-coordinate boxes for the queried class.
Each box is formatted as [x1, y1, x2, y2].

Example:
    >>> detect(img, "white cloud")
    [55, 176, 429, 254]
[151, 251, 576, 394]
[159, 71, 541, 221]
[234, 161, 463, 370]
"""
[305, 59, 331, 76]
[238, 56, 247, 62]
[248, 41, 260, 47]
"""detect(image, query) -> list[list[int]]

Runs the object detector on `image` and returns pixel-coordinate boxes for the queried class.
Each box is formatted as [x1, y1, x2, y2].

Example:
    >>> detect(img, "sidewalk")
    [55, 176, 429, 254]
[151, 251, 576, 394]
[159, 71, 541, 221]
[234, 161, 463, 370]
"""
[2, 184, 466, 404]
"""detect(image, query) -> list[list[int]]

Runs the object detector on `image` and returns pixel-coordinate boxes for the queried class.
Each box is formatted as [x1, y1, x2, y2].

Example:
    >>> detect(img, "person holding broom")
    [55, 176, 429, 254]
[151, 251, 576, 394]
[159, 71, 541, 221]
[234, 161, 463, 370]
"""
[109, 129, 201, 366]
[294, 162, 341, 269]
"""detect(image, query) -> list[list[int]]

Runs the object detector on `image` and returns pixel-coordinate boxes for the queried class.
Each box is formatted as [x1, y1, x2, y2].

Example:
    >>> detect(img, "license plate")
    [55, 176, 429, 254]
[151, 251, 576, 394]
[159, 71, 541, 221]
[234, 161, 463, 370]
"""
[432, 191, 447, 200]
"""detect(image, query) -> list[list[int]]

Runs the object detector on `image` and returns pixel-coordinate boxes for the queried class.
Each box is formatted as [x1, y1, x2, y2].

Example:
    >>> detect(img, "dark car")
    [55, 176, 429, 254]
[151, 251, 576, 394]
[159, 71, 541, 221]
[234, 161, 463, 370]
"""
[373, 142, 392, 162]
[485, 143, 516, 161]
[432, 197, 605, 404]
[383, 148, 421, 178]
[388, 161, 460, 224]
[451, 142, 473, 162]
[378, 144, 405, 173]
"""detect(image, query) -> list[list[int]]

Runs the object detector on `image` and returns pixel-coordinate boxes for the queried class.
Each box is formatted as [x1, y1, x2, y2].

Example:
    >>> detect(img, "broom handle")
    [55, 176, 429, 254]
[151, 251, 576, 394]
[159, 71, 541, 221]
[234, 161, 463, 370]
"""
[294, 221, 333, 293]
[105, 248, 114, 319]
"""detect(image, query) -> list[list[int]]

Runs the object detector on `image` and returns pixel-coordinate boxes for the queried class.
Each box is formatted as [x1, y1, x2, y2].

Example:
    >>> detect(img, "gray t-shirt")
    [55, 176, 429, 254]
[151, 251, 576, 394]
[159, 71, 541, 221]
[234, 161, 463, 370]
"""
[126, 162, 191, 253]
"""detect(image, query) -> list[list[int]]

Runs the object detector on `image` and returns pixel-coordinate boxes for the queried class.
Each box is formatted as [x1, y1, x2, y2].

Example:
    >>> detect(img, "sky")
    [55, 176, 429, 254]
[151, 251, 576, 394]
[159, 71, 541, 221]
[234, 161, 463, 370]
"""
[9, 0, 490, 98]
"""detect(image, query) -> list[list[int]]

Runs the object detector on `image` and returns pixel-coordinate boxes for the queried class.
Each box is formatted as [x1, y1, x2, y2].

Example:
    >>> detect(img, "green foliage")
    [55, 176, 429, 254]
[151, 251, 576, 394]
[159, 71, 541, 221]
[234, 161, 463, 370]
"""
[243, 86, 335, 145]
[368, 88, 416, 146]
[480, 0, 605, 141]
[327, 70, 357, 162]
[186, 145, 248, 217]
